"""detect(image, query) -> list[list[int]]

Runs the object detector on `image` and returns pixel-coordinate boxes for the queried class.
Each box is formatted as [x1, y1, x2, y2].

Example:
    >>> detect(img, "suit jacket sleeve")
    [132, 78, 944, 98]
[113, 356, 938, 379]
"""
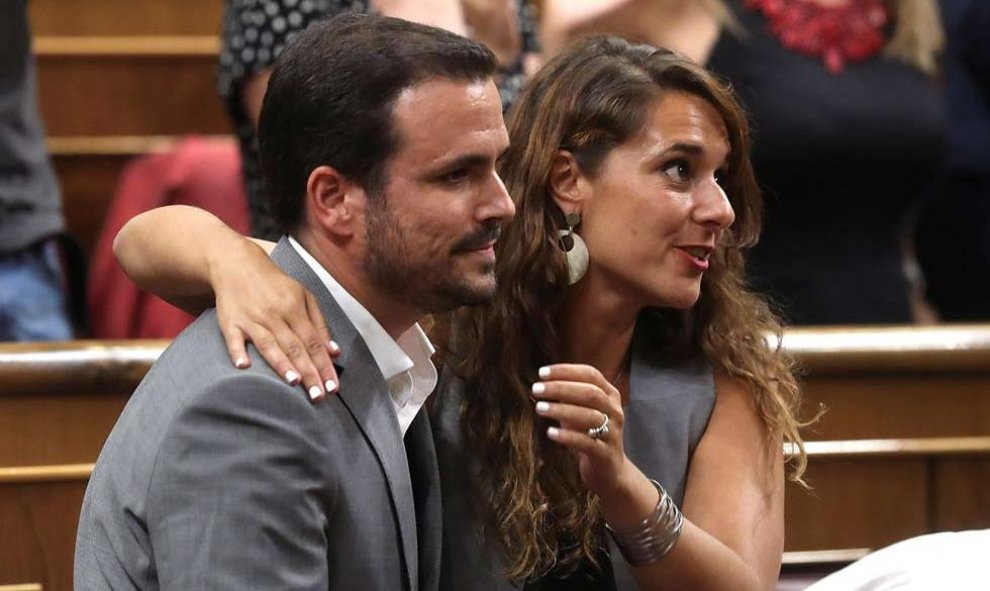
[146, 372, 337, 590]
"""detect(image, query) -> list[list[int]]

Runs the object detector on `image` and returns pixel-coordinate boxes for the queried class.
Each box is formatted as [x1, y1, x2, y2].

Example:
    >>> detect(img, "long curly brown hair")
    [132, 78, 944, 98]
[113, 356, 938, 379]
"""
[446, 36, 806, 584]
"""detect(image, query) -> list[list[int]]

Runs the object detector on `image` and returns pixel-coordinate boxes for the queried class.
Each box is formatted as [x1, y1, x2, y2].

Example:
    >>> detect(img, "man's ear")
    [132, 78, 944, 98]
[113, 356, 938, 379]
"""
[305, 165, 362, 238]
[548, 150, 591, 212]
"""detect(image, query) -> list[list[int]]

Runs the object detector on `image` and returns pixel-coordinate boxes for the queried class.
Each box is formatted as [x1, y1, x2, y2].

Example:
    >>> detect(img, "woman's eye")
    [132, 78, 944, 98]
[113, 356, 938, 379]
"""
[661, 160, 690, 183]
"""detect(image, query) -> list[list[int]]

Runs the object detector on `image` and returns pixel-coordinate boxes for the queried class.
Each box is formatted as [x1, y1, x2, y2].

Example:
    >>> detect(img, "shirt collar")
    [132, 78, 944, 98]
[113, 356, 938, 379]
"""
[287, 237, 437, 406]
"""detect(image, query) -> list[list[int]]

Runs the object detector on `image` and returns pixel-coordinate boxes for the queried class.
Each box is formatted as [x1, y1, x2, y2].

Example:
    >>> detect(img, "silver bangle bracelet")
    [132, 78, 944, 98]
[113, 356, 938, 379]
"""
[605, 479, 684, 566]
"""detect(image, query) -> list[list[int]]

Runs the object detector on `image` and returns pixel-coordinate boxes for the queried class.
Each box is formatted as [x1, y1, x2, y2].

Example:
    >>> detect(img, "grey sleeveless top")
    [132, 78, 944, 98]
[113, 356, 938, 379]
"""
[432, 330, 716, 590]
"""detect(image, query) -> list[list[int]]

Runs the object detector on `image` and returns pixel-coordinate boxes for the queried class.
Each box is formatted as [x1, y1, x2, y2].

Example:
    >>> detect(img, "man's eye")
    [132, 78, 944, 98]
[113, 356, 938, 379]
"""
[661, 160, 690, 183]
[443, 169, 470, 184]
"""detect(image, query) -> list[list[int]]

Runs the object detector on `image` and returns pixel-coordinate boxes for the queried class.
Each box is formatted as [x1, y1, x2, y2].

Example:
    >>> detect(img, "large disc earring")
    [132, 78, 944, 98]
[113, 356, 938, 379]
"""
[557, 212, 589, 285]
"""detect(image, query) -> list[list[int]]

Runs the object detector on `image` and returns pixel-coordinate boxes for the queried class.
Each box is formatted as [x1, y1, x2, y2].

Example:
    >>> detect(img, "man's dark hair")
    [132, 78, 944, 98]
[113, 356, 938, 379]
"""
[258, 13, 498, 233]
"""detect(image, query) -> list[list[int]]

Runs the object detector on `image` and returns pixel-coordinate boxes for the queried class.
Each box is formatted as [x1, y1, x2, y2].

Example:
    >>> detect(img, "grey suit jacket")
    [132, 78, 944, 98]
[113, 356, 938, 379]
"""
[433, 330, 715, 590]
[75, 238, 441, 591]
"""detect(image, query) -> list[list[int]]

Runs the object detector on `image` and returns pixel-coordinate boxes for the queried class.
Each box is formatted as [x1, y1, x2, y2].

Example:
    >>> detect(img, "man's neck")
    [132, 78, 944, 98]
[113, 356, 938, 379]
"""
[293, 232, 421, 339]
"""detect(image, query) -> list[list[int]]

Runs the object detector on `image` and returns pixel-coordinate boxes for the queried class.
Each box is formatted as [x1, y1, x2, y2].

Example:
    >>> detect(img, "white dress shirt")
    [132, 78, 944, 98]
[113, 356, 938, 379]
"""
[289, 237, 438, 436]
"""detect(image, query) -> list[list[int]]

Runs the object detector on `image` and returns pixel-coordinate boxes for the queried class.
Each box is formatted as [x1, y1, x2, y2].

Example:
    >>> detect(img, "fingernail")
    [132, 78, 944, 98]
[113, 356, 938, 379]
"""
[308, 386, 323, 400]
[538, 366, 551, 378]
[535, 401, 550, 413]
[234, 357, 248, 369]
[328, 340, 341, 354]
[285, 370, 301, 384]
[325, 379, 338, 393]
[532, 382, 546, 395]
[547, 426, 560, 438]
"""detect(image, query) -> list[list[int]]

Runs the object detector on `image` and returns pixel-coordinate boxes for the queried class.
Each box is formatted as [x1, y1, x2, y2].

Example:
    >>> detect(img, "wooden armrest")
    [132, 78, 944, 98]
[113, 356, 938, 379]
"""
[0, 464, 94, 484]
[779, 325, 990, 374]
[0, 340, 167, 396]
[34, 35, 218, 56]
[788, 436, 990, 459]
[782, 548, 871, 567]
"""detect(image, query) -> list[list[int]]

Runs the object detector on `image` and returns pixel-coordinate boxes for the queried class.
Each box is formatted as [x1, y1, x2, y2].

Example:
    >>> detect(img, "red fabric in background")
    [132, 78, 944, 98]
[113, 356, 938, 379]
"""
[88, 136, 251, 339]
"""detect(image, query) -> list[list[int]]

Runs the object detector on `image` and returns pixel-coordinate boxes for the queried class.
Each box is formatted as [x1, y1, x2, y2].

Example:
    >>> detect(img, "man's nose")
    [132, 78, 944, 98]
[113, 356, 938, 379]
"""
[479, 171, 516, 221]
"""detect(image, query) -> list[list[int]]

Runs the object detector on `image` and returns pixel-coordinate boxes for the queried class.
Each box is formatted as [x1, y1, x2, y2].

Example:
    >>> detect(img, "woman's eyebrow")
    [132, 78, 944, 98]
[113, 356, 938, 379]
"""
[655, 142, 705, 158]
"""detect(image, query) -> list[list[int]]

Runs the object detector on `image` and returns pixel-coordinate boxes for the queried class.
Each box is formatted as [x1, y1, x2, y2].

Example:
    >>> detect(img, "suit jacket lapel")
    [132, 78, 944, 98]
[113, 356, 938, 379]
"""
[271, 238, 421, 591]
[405, 410, 442, 591]
[336, 346, 421, 591]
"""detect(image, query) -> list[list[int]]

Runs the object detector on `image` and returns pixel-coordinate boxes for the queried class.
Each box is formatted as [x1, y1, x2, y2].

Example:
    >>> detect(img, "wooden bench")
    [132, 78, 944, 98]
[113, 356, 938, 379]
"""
[0, 341, 164, 590]
[785, 436, 990, 552]
[34, 35, 233, 254]
[785, 325, 990, 441]
[30, 0, 230, 257]
[29, 0, 222, 37]
[782, 325, 990, 558]
[35, 37, 228, 138]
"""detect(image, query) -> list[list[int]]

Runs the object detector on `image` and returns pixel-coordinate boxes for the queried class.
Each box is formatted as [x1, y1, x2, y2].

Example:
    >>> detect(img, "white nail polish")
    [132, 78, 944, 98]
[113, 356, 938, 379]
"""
[532, 382, 545, 395]
[547, 426, 560, 438]
[325, 379, 338, 393]
[329, 340, 340, 353]
[538, 366, 551, 378]
[535, 401, 550, 413]
[285, 370, 300, 384]
[308, 386, 322, 400]
[234, 357, 247, 368]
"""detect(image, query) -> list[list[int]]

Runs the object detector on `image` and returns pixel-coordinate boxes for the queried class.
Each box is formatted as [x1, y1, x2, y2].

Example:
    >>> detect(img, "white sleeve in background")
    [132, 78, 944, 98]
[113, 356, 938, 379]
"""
[805, 530, 990, 591]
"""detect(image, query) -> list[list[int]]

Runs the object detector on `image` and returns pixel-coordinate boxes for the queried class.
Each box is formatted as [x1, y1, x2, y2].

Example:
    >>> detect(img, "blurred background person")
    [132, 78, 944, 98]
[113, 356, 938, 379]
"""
[0, 0, 73, 341]
[542, 0, 946, 326]
[915, 0, 990, 321]
[218, 0, 541, 240]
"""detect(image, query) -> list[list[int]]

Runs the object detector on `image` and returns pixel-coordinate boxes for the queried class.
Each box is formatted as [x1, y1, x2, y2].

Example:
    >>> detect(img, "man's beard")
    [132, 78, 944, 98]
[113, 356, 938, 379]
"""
[364, 200, 500, 314]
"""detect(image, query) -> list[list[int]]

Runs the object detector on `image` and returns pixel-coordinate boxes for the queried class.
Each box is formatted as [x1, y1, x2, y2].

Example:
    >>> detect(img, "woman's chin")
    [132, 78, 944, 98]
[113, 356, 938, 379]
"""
[650, 286, 702, 311]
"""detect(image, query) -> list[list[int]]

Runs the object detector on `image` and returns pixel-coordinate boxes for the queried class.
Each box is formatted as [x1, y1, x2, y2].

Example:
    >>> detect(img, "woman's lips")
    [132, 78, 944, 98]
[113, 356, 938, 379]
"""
[675, 246, 711, 271]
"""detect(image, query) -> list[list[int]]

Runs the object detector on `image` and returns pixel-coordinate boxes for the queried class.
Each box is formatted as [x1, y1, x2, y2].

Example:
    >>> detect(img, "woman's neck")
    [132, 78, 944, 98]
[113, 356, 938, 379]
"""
[556, 275, 640, 386]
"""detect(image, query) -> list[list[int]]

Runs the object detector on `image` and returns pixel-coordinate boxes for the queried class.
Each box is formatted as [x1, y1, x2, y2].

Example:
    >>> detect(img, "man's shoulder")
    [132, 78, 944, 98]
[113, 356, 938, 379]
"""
[119, 309, 319, 449]
[156, 308, 281, 381]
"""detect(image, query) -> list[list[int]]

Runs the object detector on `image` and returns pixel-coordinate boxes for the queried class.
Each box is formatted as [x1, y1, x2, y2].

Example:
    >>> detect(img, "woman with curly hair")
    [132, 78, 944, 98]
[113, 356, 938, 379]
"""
[115, 36, 805, 590]
[434, 35, 806, 590]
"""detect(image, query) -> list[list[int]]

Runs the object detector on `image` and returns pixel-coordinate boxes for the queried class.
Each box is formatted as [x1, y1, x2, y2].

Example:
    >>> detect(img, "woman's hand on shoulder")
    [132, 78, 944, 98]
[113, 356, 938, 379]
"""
[213, 238, 340, 402]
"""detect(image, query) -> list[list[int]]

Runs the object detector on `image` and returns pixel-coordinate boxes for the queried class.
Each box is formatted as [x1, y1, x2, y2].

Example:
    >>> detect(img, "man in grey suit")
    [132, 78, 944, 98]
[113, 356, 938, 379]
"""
[74, 13, 513, 590]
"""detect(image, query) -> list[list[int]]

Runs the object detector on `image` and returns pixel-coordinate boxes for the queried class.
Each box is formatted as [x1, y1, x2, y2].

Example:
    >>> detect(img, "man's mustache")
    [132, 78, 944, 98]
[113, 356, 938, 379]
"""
[452, 222, 502, 252]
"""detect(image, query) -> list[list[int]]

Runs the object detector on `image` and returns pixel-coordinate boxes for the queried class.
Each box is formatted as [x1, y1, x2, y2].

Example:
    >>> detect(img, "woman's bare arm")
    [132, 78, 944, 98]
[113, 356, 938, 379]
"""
[113, 205, 271, 313]
[623, 374, 784, 590]
[537, 365, 782, 590]
[113, 205, 339, 399]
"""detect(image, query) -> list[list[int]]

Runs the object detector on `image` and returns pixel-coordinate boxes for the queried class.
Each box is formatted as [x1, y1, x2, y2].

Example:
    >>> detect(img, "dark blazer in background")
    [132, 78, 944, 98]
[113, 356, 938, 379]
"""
[916, 0, 990, 320]
[75, 238, 441, 590]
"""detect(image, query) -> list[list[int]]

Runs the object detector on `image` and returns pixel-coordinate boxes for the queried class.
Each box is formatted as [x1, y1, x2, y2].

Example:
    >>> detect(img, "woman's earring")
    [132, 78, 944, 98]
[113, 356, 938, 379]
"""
[558, 212, 589, 285]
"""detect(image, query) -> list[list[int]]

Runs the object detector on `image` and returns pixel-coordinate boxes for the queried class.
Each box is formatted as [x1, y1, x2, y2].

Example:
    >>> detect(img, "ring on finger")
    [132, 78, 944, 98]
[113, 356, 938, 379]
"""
[587, 412, 610, 440]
